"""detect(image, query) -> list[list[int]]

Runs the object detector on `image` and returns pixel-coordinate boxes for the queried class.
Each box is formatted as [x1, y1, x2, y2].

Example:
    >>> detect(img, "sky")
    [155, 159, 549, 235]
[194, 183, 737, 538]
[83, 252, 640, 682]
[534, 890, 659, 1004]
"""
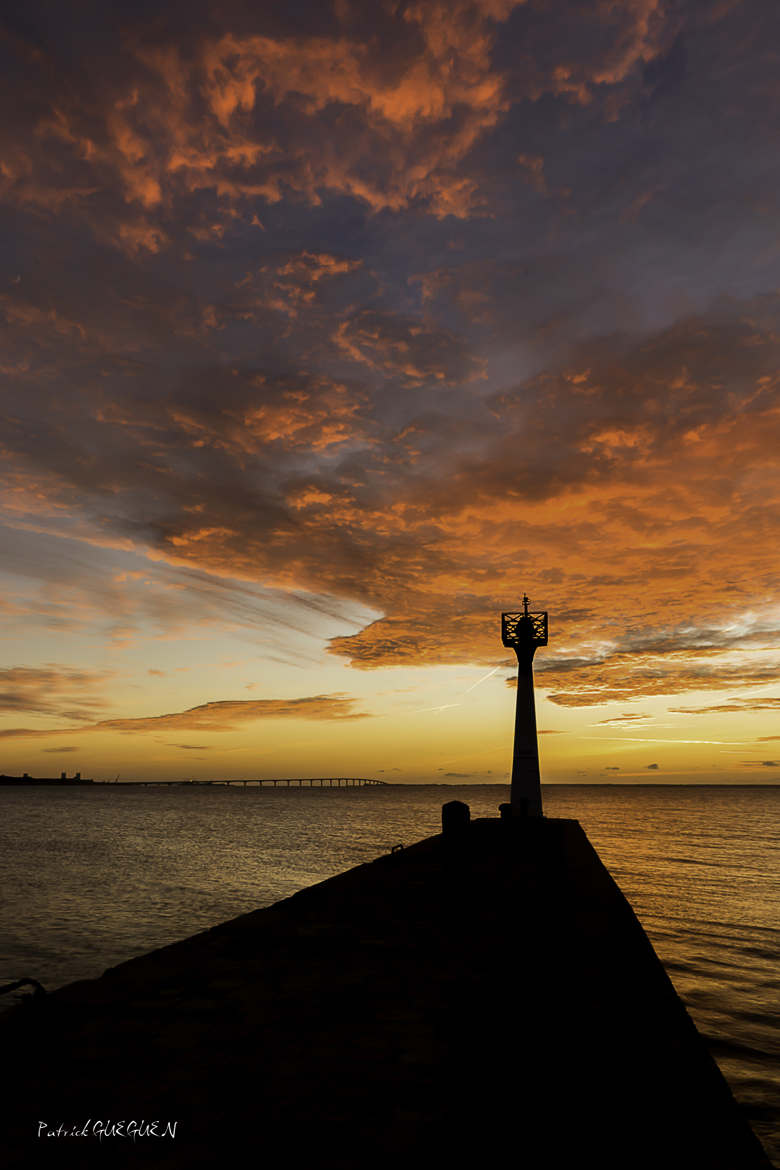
[0, 0, 778, 783]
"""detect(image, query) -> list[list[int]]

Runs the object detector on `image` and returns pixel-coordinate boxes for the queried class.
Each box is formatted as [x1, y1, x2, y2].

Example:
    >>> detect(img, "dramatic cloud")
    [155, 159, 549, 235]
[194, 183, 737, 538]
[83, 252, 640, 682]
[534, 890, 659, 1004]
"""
[670, 698, 780, 715]
[0, 0, 698, 256]
[537, 650, 780, 708]
[0, 694, 370, 740]
[3, 292, 777, 699]
[0, 666, 115, 721]
[229, 251, 364, 320]
[598, 714, 651, 724]
[334, 310, 485, 386]
[0, 0, 520, 241]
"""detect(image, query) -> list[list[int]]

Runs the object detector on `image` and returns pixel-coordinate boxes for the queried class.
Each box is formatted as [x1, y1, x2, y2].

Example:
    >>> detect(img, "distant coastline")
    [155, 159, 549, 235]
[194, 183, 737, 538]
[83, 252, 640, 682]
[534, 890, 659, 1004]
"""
[0, 774, 93, 786]
[1, 777, 776, 788]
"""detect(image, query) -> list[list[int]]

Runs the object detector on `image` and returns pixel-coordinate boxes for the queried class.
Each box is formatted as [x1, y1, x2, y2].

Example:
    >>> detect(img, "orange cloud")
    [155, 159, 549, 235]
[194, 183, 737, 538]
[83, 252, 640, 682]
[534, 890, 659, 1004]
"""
[1, 5, 516, 242]
[516, 153, 547, 193]
[0, 0, 680, 249]
[114, 287, 776, 699]
[0, 2, 774, 728]
[0, 295, 87, 342]
[117, 218, 168, 255]
[537, 655, 780, 708]
[0, 693, 371, 739]
[168, 373, 371, 453]
[334, 310, 485, 386]
[670, 698, 780, 715]
[231, 251, 365, 319]
[0, 665, 115, 721]
[316, 301, 780, 685]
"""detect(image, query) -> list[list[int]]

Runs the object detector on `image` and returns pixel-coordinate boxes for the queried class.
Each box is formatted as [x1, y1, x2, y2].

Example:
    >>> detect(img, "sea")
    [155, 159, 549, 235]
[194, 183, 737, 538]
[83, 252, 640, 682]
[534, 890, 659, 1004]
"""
[1, 782, 777, 1163]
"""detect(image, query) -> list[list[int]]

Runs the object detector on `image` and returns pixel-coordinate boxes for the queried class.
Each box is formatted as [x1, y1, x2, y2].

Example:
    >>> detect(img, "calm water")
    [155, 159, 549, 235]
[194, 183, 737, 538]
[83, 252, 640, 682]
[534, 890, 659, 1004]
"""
[1, 783, 777, 1162]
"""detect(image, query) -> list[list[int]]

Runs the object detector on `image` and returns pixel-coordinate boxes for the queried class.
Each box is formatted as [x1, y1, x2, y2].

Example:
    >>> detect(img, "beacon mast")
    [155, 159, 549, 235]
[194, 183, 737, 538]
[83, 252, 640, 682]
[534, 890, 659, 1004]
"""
[501, 596, 548, 816]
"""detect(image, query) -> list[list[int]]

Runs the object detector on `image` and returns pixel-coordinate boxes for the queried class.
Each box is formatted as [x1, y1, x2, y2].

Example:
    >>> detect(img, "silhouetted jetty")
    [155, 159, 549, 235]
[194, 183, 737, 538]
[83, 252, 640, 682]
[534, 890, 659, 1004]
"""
[0, 814, 770, 1169]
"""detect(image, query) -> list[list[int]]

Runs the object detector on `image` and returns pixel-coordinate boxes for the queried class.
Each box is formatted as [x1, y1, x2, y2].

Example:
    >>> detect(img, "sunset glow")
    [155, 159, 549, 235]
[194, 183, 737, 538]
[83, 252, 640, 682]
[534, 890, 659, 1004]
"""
[1, 0, 778, 782]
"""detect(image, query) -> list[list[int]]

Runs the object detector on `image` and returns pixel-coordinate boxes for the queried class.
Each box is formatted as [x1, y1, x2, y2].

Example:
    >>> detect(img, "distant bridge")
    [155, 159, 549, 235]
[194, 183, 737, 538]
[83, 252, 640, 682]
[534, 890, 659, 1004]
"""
[94, 777, 387, 788]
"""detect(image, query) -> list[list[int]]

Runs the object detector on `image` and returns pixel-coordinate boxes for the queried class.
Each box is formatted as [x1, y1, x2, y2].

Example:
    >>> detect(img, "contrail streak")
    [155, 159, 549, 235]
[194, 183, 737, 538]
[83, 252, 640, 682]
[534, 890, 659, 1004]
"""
[464, 666, 501, 693]
[584, 735, 753, 745]
[415, 703, 463, 714]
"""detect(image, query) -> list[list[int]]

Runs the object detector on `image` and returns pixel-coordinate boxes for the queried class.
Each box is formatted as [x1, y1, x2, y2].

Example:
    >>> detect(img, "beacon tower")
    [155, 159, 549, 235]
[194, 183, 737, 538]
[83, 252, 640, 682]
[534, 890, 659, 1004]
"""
[502, 596, 548, 816]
